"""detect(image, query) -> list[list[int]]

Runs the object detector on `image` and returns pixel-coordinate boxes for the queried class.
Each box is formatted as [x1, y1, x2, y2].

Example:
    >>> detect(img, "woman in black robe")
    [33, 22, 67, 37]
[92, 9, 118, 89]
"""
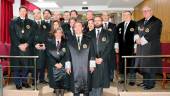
[46, 27, 69, 96]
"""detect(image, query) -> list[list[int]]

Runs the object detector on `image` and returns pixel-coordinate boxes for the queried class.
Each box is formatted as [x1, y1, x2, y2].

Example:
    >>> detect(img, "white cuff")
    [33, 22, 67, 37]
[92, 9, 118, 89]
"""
[134, 44, 137, 49]
[134, 34, 140, 42]
[114, 43, 119, 49]
[65, 61, 71, 69]
[140, 36, 148, 45]
[90, 60, 96, 68]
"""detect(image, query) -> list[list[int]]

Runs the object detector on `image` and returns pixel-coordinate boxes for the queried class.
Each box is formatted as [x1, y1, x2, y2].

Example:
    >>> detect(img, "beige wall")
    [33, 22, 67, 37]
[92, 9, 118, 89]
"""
[134, 0, 170, 43]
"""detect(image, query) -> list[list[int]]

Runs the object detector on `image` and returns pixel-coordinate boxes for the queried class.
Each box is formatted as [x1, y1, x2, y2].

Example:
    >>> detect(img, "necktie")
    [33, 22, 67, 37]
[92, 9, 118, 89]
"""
[56, 41, 60, 50]
[96, 30, 100, 40]
[123, 23, 128, 41]
[96, 30, 100, 56]
[77, 37, 81, 50]
[104, 23, 108, 29]
[37, 21, 41, 27]
[144, 20, 148, 25]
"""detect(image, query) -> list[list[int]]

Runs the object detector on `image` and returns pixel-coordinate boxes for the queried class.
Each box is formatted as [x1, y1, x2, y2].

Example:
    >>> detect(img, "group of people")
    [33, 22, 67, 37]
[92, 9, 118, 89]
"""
[9, 5, 162, 96]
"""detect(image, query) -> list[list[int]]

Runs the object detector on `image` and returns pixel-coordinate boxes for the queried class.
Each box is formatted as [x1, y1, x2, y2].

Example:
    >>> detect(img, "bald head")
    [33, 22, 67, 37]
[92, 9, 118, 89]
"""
[33, 9, 41, 20]
[142, 6, 153, 20]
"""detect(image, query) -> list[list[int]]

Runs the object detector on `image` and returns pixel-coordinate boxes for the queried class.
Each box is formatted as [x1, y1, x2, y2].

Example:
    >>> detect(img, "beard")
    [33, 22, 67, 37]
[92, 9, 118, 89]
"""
[95, 24, 102, 28]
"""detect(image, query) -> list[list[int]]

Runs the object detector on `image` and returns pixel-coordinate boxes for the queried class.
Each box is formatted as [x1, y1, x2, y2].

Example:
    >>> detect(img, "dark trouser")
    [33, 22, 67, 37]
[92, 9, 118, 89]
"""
[74, 93, 89, 96]
[109, 53, 116, 80]
[143, 72, 155, 87]
[32, 50, 46, 81]
[119, 57, 136, 82]
[13, 59, 29, 86]
[89, 88, 103, 96]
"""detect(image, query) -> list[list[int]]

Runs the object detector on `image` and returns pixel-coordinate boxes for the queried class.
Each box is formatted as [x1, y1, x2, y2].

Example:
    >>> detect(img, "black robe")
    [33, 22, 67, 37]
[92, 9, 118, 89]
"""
[103, 22, 117, 79]
[46, 37, 69, 89]
[88, 28, 112, 88]
[33, 20, 50, 69]
[135, 16, 162, 73]
[116, 20, 138, 73]
[66, 34, 95, 94]
[9, 17, 34, 71]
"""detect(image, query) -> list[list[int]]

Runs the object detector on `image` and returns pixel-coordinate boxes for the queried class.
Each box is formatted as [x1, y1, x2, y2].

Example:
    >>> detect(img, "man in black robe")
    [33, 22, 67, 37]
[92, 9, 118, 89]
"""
[61, 11, 70, 32]
[135, 6, 162, 90]
[64, 17, 77, 40]
[89, 16, 113, 96]
[9, 6, 34, 89]
[32, 9, 50, 84]
[65, 21, 95, 96]
[116, 11, 138, 86]
[102, 12, 117, 82]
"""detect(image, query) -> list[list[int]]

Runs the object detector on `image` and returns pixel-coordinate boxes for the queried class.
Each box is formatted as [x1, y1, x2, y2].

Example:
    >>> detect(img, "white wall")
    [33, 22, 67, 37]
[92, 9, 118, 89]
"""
[13, 0, 21, 17]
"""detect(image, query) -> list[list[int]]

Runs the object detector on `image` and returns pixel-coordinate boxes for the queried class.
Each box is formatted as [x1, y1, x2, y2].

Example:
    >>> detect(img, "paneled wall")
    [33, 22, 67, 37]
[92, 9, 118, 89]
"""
[134, 0, 170, 43]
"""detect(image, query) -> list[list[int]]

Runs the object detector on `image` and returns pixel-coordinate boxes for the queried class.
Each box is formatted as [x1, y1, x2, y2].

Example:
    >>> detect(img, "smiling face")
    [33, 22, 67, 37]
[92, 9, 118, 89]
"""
[86, 11, 94, 20]
[102, 12, 109, 22]
[94, 16, 103, 28]
[74, 22, 83, 35]
[88, 19, 94, 30]
[33, 9, 41, 20]
[71, 11, 78, 18]
[69, 19, 76, 27]
[122, 11, 132, 22]
[53, 21, 60, 29]
[142, 6, 153, 20]
[63, 12, 70, 21]
[43, 10, 51, 20]
[19, 7, 27, 18]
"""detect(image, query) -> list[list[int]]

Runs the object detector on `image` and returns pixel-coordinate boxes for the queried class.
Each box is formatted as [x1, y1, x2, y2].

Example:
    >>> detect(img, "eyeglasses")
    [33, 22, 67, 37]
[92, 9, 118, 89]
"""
[142, 10, 151, 13]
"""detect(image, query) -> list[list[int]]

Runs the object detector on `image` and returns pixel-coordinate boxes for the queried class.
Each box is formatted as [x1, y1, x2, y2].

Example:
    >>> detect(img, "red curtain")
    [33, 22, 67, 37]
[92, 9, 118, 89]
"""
[0, 0, 14, 43]
[21, 0, 39, 11]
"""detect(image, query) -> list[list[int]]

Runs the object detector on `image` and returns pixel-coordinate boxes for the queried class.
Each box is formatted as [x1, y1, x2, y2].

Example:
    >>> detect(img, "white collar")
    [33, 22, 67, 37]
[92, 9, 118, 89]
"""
[95, 27, 102, 32]
[145, 16, 152, 21]
[56, 39, 61, 43]
[103, 22, 109, 25]
[76, 34, 83, 37]
[35, 19, 41, 22]
[20, 17, 25, 20]
[124, 21, 130, 24]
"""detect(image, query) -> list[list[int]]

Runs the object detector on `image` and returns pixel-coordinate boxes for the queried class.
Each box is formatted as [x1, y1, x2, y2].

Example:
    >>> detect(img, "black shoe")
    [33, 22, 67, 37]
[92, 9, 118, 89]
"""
[137, 83, 145, 87]
[129, 82, 135, 86]
[143, 86, 154, 90]
[119, 80, 125, 84]
[39, 80, 48, 84]
[22, 83, 31, 88]
[16, 85, 22, 90]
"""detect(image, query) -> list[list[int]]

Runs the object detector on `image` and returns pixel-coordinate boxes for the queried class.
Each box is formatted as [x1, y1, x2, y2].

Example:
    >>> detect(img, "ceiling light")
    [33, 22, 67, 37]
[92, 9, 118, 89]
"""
[82, 1, 88, 5]
[38, 0, 44, 2]
[33, 2, 60, 8]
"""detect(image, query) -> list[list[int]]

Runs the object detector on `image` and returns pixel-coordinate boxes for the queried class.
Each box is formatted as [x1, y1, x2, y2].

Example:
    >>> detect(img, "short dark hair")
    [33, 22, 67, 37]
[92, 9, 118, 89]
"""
[94, 16, 103, 21]
[74, 20, 85, 28]
[71, 10, 78, 15]
[88, 19, 94, 22]
[19, 6, 28, 11]
[69, 17, 77, 23]
[64, 11, 70, 15]
[43, 9, 52, 15]
[123, 11, 132, 15]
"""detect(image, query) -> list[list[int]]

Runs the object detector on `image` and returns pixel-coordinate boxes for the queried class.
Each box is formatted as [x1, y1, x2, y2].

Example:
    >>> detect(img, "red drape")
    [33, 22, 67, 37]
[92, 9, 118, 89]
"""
[0, 0, 14, 43]
[21, 0, 39, 11]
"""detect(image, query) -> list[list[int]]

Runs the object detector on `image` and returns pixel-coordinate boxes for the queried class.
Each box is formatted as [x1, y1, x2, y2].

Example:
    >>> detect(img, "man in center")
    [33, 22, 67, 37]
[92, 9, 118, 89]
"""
[65, 21, 96, 96]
